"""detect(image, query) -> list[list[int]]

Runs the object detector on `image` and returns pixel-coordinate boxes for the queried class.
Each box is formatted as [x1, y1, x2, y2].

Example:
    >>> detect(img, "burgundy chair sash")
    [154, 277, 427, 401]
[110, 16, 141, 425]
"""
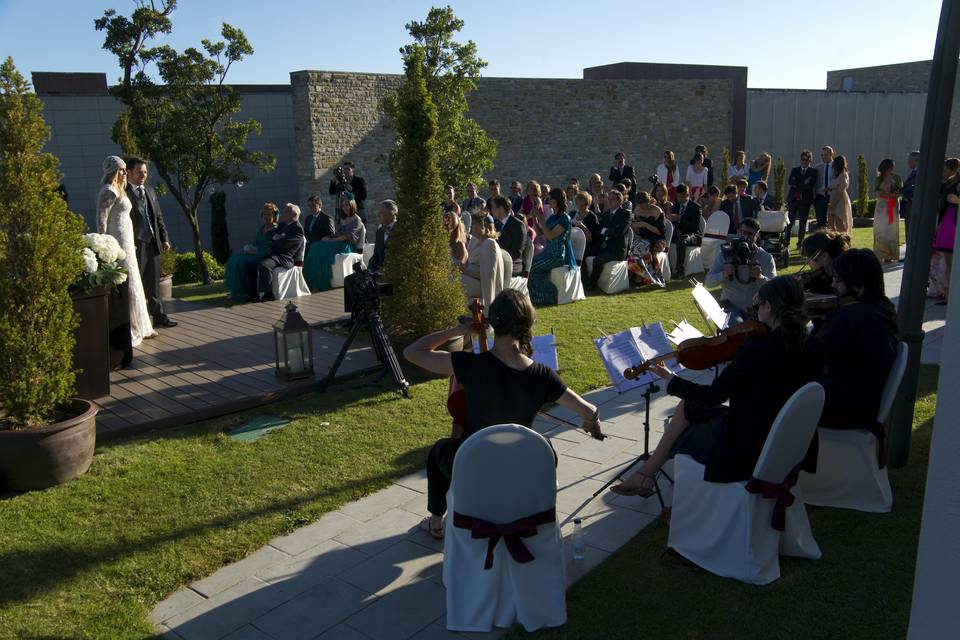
[452, 508, 556, 570]
[866, 422, 888, 469]
[745, 464, 802, 532]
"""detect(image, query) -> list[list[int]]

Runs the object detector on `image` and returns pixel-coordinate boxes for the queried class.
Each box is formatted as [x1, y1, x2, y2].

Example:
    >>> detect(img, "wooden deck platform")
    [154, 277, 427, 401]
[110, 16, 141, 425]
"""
[94, 289, 379, 440]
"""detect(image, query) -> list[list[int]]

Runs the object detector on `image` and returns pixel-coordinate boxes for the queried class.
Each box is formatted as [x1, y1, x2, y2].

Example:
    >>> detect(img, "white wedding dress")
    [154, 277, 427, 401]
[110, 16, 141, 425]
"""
[97, 184, 156, 347]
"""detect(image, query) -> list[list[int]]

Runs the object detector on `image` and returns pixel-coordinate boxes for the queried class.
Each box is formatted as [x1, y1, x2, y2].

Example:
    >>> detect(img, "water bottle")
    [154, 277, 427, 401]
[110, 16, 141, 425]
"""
[572, 518, 585, 560]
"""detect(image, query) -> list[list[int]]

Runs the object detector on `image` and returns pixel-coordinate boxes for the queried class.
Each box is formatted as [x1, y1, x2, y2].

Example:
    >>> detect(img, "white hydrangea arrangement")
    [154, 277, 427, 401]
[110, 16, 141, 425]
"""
[71, 233, 128, 293]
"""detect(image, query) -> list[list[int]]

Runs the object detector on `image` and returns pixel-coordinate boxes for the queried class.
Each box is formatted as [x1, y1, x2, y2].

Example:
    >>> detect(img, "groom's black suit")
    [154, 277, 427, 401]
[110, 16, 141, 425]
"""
[126, 182, 170, 322]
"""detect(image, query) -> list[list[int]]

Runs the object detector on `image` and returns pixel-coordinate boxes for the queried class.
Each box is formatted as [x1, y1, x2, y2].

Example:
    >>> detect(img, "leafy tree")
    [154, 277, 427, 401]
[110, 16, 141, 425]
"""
[382, 46, 464, 339]
[209, 190, 230, 264]
[0, 58, 85, 427]
[384, 5, 497, 192]
[96, 2, 275, 284]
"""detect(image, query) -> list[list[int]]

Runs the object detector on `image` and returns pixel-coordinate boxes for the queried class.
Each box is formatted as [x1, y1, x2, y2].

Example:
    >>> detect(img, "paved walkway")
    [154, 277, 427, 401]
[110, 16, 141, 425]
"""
[94, 290, 377, 439]
[883, 260, 945, 365]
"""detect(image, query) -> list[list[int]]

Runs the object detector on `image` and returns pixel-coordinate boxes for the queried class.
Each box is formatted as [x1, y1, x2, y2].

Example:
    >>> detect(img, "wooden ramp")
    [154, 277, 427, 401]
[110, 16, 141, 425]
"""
[94, 290, 379, 439]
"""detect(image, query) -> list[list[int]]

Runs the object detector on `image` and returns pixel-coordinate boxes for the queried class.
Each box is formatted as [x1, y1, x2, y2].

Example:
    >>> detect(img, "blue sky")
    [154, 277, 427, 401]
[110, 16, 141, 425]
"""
[0, 0, 945, 89]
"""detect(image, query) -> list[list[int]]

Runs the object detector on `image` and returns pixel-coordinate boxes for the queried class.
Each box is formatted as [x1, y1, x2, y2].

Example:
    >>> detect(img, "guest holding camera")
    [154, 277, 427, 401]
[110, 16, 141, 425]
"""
[225, 202, 279, 301]
[705, 217, 776, 324]
[328, 161, 367, 222]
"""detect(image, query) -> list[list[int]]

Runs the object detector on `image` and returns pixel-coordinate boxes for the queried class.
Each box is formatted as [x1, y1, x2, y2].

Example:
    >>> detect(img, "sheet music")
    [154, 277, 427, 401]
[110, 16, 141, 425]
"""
[668, 320, 704, 346]
[594, 331, 647, 392]
[531, 334, 559, 371]
[692, 282, 730, 331]
[631, 323, 673, 362]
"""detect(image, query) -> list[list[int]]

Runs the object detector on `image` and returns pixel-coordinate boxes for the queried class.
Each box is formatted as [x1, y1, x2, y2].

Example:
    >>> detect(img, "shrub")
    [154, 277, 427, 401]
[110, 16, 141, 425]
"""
[172, 251, 224, 285]
[720, 147, 730, 186]
[160, 248, 177, 278]
[856, 154, 870, 218]
[773, 156, 786, 207]
[382, 45, 464, 339]
[0, 58, 85, 427]
[210, 190, 230, 265]
[852, 198, 878, 218]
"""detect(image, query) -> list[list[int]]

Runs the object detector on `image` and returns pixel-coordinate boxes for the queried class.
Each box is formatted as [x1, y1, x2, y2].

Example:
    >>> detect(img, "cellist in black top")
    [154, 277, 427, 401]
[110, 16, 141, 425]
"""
[611, 276, 825, 496]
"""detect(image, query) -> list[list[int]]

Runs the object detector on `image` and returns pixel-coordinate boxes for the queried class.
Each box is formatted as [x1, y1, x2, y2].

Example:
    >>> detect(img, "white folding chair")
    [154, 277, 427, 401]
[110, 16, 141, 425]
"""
[582, 257, 628, 294]
[550, 266, 586, 304]
[659, 218, 674, 282]
[444, 425, 566, 633]
[509, 276, 529, 296]
[799, 342, 907, 513]
[700, 211, 730, 271]
[570, 226, 586, 265]
[271, 237, 311, 300]
[668, 383, 825, 585]
[331, 252, 364, 288]
[669, 217, 706, 276]
[362, 242, 375, 267]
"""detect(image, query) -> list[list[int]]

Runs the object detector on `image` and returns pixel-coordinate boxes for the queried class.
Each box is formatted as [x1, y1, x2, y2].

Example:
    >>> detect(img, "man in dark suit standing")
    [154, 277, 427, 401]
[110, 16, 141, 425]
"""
[719, 184, 758, 234]
[303, 194, 335, 247]
[248, 203, 305, 302]
[368, 200, 397, 274]
[901, 151, 920, 248]
[786, 150, 819, 247]
[587, 190, 632, 290]
[668, 184, 704, 278]
[490, 196, 528, 278]
[125, 157, 176, 328]
[329, 161, 368, 223]
[609, 151, 636, 201]
[813, 146, 835, 229]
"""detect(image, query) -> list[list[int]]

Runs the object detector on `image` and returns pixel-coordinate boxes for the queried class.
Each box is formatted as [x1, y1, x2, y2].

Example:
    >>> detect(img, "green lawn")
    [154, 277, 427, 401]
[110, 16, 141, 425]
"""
[0, 222, 900, 638]
[172, 280, 237, 307]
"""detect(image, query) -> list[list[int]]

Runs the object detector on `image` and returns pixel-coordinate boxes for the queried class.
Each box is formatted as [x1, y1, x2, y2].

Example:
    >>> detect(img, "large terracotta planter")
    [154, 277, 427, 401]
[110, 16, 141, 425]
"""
[0, 399, 98, 491]
[71, 287, 111, 399]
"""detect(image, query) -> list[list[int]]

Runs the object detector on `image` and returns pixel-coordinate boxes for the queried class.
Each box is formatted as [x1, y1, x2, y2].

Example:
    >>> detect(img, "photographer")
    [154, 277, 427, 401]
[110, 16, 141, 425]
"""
[328, 161, 368, 222]
[705, 217, 776, 324]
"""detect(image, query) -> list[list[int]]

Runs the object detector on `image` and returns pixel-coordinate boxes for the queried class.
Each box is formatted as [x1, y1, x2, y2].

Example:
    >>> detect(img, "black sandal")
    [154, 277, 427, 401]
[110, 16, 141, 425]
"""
[420, 517, 444, 540]
[609, 471, 657, 498]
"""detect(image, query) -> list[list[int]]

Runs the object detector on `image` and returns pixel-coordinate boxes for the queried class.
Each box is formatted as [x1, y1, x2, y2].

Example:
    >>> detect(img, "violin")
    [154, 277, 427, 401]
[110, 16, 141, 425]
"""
[623, 320, 769, 380]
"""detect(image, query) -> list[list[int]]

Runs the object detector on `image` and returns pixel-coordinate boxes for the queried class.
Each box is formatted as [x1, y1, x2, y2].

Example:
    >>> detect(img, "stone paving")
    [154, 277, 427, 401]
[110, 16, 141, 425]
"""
[152, 258, 944, 640]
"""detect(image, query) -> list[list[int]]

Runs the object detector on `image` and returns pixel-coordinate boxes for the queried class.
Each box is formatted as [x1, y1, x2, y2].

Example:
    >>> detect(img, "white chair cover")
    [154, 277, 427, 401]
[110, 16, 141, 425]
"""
[759, 210, 790, 233]
[331, 252, 364, 289]
[272, 237, 311, 300]
[362, 242, 375, 267]
[550, 266, 585, 304]
[799, 342, 907, 512]
[659, 218, 674, 282]
[700, 211, 730, 271]
[669, 216, 706, 275]
[583, 257, 628, 294]
[499, 248, 514, 291]
[444, 425, 566, 633]
[509, 276, 529, 296]
[570, 226, 586, 264]
[668, 383, 825, 585]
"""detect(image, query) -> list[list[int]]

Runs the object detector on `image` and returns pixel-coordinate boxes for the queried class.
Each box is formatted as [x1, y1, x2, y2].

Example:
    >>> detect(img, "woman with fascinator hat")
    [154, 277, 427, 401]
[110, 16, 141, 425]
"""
[97, 155, 156, 345]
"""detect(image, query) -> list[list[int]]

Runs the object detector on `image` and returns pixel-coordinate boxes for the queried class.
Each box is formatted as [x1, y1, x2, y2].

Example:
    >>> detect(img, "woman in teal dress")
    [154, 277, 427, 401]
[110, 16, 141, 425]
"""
[225, 203, 279, 300]
[528, 188, 577, 306]
[304, 194, 366, 291]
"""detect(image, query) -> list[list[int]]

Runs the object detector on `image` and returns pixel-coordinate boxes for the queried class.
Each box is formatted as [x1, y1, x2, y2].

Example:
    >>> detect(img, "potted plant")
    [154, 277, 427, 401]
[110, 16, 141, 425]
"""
[159, 246, 175, 300]
[0, 58, 98, 490]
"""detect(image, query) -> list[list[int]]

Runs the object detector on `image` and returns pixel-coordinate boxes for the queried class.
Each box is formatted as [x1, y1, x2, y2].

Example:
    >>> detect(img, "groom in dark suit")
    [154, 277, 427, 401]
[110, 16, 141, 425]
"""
[125, 157, 176, 328]
[786, 150, 819, 247]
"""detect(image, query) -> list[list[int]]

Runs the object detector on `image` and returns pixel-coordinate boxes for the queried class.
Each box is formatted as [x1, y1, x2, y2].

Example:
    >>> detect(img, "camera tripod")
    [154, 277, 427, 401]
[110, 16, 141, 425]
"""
[591, 379, 673, 510]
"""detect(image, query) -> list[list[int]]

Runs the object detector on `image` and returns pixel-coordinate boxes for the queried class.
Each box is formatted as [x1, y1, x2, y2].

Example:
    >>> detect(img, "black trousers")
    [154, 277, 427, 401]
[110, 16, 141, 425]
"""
[786, 202, 813, 246]
[813, 194, 829, 228]
[136, 239, 164, 319]
[672, 234, 700, 275]
[587, 248, 626, 288]
[257, 256, 285, 299]
[427, 437, 463, 516]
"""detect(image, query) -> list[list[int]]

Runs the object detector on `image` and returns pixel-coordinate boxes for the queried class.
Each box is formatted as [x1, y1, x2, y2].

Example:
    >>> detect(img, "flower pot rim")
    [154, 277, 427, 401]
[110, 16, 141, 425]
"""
[0, 399, 98, 435]
[70, 286, 112, 301]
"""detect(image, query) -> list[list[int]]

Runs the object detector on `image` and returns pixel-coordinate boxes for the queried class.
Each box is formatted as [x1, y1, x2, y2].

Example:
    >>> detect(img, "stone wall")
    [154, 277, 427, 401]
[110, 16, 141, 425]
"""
[291, 71, 733, 208]
[826, 61, 935, 92]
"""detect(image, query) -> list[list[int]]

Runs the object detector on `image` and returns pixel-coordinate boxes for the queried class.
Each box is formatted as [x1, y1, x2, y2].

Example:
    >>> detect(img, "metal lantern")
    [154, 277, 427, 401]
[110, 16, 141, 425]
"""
[273, 301, 314, 381]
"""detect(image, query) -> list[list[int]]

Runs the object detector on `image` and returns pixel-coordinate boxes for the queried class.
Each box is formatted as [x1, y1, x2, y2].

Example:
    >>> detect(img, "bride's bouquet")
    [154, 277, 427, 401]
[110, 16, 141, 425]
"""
[71, 233, 128, 293]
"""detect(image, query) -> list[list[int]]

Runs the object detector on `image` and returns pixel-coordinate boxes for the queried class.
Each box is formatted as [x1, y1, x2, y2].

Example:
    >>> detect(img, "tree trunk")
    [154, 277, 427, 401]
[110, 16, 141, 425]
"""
[187, 208, 211, 285]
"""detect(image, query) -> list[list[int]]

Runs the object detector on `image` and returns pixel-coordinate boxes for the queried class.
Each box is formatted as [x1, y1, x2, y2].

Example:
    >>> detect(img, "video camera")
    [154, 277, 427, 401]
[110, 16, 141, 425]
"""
[344, 262, 393, 317]
[720, 235, 759, 283]
[332, 165, 349, 191]
[647, 174, 662, 187]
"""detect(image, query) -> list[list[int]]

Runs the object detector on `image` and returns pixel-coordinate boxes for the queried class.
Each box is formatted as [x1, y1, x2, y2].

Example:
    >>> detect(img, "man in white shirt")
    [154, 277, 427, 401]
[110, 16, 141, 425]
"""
[813, 146, 835, 229]
[705, 217, 776, 324]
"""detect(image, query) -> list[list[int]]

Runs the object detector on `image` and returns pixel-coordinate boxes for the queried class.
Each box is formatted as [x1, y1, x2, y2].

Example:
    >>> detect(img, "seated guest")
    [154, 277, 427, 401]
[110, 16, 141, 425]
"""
[491, 196, 529, 278]
[303, 194, 335, 247]
[460, 211, 506, 310]
[816, 248, 899, 431]
[522, 181, 546, 253]
[572, 191, 601, 259]
[444, 210, 469, 267]
[461, 181, 486, 216]
[799, 229, 851, 295]
[368, 199, 398, 274]
[752, 180, 777, 211]
[734, 177, 751, 196]
[303, 195, 365, 291]
[652, 182, 672, 214]
[540, 183, 554, 216]
[404, 289, 603, 538]
[528, 188, 577, 306]
[705, 217, 776, 324]
[225, 202, 278, 301]
[509, 180, 523, 213]
[701, 185, 722, 218]
[628, 191, 667, 285]
[587, 173, 605, 214]
[719, 184, 758, 233]
[485, 179, 502, 208]
[565, 184, 579, 214]
[670, 184, 704, 278]
[729, 150, 749, 181]
[586, 189, 632, 291]
[243, 202, 305, 302]
[611, 276, 823, 496]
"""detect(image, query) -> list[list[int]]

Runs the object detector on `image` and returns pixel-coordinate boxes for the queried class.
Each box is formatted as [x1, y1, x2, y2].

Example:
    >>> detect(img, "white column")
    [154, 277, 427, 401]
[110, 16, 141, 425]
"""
[908, 232, 960, 639]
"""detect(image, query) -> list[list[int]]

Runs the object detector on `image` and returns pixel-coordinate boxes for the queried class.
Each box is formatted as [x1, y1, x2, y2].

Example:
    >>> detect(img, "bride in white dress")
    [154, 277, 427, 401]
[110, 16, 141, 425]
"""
[97, 156, 156, 346]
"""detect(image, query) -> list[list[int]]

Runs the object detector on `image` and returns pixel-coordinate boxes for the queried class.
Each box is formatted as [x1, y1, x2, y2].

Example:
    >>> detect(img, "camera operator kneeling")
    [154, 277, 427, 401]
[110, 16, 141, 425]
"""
[705, 217, 776, 325]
